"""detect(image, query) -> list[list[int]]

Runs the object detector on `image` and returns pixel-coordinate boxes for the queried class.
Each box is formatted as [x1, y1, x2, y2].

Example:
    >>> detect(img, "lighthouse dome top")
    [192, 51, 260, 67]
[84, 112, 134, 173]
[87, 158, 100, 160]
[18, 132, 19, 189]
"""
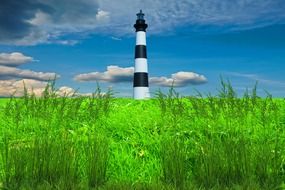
[137, 10, 145, 20]
[134, 10, 148, 32]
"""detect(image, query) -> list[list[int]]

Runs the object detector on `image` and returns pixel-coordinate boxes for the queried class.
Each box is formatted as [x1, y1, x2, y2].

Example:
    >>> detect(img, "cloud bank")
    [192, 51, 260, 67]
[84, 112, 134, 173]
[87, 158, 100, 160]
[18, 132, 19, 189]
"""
[0, 52, 66, 97]
[0, 79, 48, 97]
[1, 0, 284, 45]
[0, 79, 78, 97]
[0, 0, 100, 45]
[74, 65, 207, 87]
[0, 52, 58, 81]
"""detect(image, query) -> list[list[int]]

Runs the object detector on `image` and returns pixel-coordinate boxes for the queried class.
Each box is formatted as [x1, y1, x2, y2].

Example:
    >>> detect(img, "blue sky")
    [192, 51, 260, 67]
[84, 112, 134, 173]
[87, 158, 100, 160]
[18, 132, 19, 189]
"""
[0, 0, 285, 97]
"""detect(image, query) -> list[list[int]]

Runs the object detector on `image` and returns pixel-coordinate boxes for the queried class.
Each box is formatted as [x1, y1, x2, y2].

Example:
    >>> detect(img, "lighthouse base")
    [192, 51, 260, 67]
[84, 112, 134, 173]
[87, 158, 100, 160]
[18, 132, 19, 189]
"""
[133, 87, 150, 99]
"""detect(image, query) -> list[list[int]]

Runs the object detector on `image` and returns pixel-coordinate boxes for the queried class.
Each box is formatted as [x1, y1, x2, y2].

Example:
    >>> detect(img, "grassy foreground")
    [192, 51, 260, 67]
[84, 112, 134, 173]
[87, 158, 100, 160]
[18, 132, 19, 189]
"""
[0, 81, 285, 190]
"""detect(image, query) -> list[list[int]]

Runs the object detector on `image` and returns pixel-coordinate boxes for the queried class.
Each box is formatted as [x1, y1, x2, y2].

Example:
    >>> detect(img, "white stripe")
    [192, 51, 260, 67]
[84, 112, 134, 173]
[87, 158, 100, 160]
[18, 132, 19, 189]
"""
[133, 87, 150, 99]
[135, 58, 148, 72]
[136, 31, 146, 45]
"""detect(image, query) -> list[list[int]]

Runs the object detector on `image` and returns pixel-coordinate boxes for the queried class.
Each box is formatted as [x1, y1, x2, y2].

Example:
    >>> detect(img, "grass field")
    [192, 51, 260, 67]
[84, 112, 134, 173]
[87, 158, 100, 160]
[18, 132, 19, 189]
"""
[0, 81, 285, 190]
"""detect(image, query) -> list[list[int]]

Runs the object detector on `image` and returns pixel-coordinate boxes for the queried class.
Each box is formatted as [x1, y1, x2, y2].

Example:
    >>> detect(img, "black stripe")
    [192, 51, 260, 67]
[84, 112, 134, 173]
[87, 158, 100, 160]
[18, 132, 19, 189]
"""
[134, 20, 148, 32]
[133, 72, 149, 87]
[135, 45, 147, 58]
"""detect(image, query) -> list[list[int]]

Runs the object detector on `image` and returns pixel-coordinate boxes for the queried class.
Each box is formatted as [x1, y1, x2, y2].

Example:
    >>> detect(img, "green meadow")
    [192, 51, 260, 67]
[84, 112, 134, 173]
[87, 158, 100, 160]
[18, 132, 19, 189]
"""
[0, 81, 285, 190]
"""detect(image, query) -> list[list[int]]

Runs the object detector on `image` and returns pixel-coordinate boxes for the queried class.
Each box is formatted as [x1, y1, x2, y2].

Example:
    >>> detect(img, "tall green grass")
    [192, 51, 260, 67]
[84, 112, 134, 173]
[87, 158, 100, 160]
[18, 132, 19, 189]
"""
[0, 80, 284, 189]
[0, 82, 112, 189]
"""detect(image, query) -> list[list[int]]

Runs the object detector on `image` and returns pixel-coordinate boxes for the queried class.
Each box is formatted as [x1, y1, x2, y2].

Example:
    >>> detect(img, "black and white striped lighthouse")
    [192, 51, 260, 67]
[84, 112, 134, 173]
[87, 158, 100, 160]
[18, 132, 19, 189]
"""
[133, 10, 150, 99]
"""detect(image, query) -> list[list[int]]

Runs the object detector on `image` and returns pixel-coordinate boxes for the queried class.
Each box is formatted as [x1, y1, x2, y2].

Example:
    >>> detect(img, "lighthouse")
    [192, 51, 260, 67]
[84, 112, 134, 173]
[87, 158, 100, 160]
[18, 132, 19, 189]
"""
[133, 10, 150, 99]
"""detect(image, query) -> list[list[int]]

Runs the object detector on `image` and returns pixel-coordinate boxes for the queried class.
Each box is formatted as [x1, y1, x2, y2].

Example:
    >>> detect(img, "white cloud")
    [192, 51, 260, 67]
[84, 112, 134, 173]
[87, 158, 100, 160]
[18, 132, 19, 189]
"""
[0, 79, 78, 97]
[27, 11, 51, 26]
[0, 79, 48, 97]
[96, 9, 110, 23]
[47, 39, 80, 46]
[74, 65, 207, 87]
[0, 65, 59, 81]
[56, 86, 76, 96]
[150, 71, 207, 87]
[74, 65, 133, 82]
[0, 52, 34, 66]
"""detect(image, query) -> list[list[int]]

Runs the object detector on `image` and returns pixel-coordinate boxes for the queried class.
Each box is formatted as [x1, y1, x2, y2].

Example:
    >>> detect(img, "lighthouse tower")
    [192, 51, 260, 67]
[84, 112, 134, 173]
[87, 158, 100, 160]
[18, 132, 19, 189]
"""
[133, 10, 150, 99]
